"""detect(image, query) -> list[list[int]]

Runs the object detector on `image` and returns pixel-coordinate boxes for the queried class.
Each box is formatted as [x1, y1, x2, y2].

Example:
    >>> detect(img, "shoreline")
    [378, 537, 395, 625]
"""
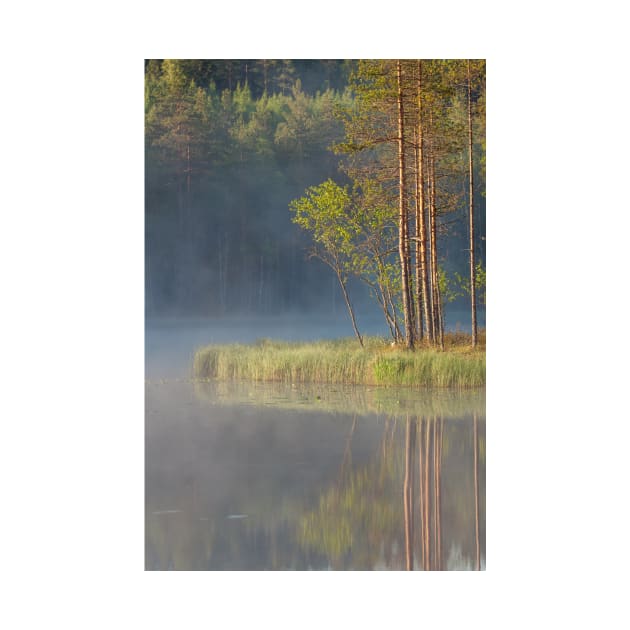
[193, 335, 485, 389]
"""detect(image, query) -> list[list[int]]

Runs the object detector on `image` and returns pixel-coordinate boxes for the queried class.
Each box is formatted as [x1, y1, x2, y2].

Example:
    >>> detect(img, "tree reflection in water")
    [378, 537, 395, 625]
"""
[146, 381, 485, 570]
[298, 414, 484, 570]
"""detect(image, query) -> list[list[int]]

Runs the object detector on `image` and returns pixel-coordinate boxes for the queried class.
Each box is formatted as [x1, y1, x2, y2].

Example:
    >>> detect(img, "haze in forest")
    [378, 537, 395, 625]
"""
[144, 60, 486, 336]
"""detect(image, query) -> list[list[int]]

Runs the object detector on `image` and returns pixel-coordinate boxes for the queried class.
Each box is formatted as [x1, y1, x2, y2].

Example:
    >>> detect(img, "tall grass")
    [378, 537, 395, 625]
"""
[193, 335, 485, 389]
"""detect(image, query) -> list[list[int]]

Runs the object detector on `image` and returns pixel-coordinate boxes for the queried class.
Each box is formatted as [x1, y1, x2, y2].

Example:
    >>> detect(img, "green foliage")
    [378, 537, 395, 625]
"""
[144, 59, 485, 318]
[291, 176, 402, 336]
[290, 180, 354, 263]
[296, 59, 486, 341]
[146, 62, 352, 177]
[453, 261, 486, 305]
[475, 262, 486, 305]
[438, 266, 460, 304]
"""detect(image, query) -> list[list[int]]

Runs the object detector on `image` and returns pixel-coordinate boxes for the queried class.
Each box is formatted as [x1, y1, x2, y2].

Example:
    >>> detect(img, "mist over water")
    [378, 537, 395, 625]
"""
[145, 309, 484, 380]
[144, 60, 486, 570]
[145, 314, 382, 379]
[146, 379, 485, 570]
[145, 317, 486, 570]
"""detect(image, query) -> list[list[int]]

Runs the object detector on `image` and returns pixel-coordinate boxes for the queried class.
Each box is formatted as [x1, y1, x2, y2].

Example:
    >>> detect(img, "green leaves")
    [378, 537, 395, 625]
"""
[453, 261, 486, 305]
[290, 180, 354, 257]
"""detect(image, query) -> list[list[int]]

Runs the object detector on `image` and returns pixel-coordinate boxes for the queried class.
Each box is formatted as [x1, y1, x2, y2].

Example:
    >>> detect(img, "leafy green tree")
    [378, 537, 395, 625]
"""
[347, 180, 403, 341]
[291, 175, 409, 343]
[290, 180, 363, 346]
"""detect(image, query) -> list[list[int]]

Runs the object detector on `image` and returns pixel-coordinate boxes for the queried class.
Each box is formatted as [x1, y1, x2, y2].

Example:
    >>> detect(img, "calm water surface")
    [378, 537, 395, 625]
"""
[145, 319, 485, 570]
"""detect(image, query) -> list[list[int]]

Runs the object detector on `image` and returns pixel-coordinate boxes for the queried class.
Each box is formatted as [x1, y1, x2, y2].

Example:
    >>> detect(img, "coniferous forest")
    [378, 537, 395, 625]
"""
[145, 59, 485, 347]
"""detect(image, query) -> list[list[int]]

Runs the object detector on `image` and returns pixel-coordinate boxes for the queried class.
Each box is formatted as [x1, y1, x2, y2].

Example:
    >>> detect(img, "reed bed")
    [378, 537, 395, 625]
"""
[193, 335, 485, 389]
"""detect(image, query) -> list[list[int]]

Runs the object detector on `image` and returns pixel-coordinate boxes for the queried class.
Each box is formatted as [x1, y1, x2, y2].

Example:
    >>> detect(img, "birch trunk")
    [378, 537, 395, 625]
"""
[336, 269, 363, 348]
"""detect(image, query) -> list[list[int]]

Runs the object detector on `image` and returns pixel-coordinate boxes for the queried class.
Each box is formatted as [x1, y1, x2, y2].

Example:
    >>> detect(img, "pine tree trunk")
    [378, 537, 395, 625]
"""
[396, 60, 415, 349]
[429, 143, 441, 347]
[467, 60, 478, 348]
[426, 154, 435, 345]
[416, 60, 432, 345]
[413, 138, 423, 342]
[406, 204, 417, 336]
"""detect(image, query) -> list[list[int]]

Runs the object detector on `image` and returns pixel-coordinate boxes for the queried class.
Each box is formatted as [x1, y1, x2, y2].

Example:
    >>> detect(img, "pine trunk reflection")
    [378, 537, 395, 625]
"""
[404, 417, 416, 570]
[147, 381, 485, 570]
[473, 412, 480, 571]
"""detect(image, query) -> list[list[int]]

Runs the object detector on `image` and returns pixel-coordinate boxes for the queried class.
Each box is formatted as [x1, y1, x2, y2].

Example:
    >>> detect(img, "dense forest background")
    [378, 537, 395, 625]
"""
[144, 59, 485, 323]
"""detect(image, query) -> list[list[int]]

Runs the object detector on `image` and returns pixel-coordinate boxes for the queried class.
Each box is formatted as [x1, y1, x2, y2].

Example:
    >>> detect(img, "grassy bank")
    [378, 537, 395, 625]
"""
[193, 334, 485, 389]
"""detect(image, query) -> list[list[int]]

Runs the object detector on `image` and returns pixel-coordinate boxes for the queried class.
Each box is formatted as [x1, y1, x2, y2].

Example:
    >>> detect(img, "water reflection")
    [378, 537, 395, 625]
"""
[295, 414, 485, 570]
[145, 380, 485, 570]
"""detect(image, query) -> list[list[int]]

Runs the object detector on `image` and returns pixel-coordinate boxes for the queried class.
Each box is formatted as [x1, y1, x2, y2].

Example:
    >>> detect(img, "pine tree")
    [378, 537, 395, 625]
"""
[396, 60, 415, 349]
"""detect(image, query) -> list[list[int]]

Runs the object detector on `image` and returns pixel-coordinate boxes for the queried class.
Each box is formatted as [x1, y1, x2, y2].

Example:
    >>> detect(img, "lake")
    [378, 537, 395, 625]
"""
[145, 318, 485, 570]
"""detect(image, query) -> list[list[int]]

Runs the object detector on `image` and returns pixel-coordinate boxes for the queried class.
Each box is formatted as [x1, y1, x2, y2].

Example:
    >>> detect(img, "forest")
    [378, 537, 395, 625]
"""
[145, 59, 485, 348]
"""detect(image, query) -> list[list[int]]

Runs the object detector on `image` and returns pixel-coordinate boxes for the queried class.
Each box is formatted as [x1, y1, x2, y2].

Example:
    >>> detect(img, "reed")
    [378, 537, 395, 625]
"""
[193, 334, 485, 389]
